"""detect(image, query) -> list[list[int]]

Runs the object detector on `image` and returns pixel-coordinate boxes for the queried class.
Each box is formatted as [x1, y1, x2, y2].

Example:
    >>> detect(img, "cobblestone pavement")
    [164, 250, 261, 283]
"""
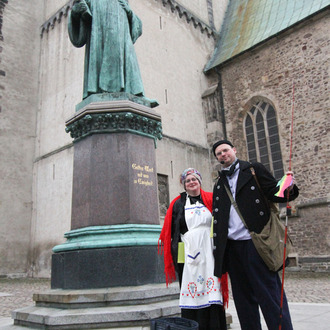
[0, 278, 50, 318]
[0, 271, 329, 318]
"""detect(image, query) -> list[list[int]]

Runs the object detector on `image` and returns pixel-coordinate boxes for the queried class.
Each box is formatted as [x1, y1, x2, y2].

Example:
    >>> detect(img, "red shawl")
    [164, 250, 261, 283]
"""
[158, 189, 229, 308]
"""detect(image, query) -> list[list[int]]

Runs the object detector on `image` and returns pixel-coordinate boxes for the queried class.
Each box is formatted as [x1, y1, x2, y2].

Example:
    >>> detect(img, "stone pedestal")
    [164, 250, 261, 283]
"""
[70, 131, 159, 228]
[51, 97, 164, 289]
[12, 283, 232, 329]
[51, 245, 165, 289]
[12, 283, 181, 329]
[11, 96, 234, 329]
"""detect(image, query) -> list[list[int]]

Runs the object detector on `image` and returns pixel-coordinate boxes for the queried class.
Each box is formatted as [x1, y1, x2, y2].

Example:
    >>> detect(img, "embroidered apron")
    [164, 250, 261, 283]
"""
[179, 197, 222, 309]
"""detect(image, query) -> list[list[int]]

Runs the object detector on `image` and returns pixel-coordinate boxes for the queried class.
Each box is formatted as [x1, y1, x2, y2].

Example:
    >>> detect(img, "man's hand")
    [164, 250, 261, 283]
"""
[285, 171, 295, 191]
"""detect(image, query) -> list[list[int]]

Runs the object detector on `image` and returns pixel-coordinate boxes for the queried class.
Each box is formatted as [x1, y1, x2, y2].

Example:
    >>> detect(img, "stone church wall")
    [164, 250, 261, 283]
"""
[210, 10, 329, 268]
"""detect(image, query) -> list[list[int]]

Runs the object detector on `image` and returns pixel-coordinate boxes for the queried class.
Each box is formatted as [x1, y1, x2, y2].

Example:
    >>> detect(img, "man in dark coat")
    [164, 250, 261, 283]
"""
[212, 139, 299, 330]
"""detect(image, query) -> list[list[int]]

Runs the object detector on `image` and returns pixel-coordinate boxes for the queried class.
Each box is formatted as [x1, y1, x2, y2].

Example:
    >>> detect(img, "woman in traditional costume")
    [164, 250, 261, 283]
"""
[159, 168, 228, 330]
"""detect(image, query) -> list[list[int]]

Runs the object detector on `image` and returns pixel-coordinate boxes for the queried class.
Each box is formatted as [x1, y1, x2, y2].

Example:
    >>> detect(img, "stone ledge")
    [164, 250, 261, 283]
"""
[74, 93, 159, 112]
[296, 197, 330, 209]
[34, 283, 179, 309]
[13, 300, 180, 329]
[67, 98, 162, 123]
[12, 282, 232, 329]
[52, 224, 162, 253]
[12, 283, 182, 329]
[299, 256, 330, 263]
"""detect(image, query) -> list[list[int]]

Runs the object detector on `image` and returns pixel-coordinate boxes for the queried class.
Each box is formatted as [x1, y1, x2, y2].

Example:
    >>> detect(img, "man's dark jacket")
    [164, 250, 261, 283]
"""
[212, 160, 299, 277]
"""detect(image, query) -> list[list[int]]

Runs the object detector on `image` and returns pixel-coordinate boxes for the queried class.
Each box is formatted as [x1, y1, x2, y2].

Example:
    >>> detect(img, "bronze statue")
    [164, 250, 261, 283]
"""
[68, 0, 146, 100]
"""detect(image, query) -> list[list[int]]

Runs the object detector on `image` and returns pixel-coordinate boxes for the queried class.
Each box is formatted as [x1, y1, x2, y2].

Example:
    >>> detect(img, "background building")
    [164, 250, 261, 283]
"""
[0, 0, 329, 278]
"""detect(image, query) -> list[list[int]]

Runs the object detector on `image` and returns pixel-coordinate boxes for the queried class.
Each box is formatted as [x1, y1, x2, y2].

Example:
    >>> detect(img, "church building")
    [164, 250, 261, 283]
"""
[0, 0, 329, 278]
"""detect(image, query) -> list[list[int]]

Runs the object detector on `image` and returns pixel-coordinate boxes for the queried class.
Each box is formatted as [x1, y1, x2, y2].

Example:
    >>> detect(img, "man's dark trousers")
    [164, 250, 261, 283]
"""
[225, 239, 293, 330]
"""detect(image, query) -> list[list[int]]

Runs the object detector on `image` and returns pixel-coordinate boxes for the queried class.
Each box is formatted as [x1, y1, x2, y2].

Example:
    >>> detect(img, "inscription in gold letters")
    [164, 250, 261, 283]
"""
[132, 163, 154, 186]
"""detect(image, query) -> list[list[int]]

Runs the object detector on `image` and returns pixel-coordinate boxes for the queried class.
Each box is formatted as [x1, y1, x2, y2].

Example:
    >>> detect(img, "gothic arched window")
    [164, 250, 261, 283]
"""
[244, 101, 284, 179]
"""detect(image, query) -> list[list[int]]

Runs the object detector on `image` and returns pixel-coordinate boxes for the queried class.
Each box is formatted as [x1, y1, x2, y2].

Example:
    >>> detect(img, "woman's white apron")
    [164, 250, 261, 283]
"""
[179, 197, 222, 309]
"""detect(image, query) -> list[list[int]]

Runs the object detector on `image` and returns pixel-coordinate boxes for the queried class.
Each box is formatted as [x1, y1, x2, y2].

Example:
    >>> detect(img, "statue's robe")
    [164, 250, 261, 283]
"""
[68, 0, 145, 99]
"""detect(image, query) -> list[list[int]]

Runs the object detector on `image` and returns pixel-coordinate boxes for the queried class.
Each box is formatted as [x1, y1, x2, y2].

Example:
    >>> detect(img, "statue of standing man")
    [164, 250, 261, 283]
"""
[68, 0, 156, 106]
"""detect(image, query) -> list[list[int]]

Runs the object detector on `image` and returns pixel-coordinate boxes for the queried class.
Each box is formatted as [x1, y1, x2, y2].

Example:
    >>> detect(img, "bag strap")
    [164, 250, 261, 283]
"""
[223, 184, 250, 232]
[249, 166, 261, 190]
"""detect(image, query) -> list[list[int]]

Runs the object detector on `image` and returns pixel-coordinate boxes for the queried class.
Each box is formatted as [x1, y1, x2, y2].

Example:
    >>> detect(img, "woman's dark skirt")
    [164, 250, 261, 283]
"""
[181, 304, 227, 330]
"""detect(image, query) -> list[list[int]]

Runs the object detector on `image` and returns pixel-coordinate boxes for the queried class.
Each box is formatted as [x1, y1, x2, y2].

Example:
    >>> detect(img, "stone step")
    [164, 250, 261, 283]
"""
[12, 283, 232, 329]
[12, 300, 180, 329]
[13, 299, 180, 329]
[12, 283, 181, 329]
[33, 283, 179, 309]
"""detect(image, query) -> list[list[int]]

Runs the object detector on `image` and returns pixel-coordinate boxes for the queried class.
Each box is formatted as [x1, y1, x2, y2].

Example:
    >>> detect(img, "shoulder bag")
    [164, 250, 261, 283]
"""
[224, 168, 292, 272]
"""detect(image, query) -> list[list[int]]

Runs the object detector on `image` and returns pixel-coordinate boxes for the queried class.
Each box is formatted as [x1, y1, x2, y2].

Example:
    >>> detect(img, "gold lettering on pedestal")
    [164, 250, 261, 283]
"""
[132, 163, 154, 186]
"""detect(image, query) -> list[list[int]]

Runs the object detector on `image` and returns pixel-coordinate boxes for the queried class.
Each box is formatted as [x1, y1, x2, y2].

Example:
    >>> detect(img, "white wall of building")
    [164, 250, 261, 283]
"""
[0, 0, 43, 276]
[1, 0, 227, 277]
